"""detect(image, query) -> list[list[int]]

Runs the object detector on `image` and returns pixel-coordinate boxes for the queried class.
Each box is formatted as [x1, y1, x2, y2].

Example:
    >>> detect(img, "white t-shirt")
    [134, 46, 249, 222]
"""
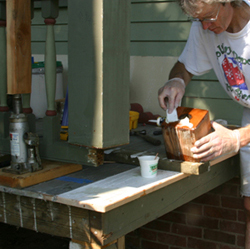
[178, 20, 250, 108]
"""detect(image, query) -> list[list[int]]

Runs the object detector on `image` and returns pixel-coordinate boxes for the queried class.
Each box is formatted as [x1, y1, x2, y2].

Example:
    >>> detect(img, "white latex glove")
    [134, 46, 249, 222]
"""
[191, 121, 240, 161]
[158, 78, 185, 113]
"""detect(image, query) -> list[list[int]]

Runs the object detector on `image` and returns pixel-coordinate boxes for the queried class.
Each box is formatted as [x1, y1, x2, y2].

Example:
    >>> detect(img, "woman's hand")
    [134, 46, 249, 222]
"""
[158, 78, 185, 113]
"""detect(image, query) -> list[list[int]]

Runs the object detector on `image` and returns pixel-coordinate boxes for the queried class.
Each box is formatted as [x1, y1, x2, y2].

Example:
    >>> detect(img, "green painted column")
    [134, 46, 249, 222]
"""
[44, 18, 57, 116]
[68, 0, 130, 148]
[42, 0, 59, 116]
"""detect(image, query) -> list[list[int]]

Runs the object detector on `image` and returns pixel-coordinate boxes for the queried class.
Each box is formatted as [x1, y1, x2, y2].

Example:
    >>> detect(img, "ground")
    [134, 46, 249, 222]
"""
[0, 223, 69, 249]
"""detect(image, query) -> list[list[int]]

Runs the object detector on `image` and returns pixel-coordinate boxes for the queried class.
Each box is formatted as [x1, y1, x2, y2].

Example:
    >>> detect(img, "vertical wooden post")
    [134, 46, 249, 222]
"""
[6, 0, 31, 94]
[117, 237, 125, 249]
[68, 0, 130, 149]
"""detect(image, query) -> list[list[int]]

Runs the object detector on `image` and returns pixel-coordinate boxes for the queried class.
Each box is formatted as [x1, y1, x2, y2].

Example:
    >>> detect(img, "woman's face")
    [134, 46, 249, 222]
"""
[193, 2, 234, 34]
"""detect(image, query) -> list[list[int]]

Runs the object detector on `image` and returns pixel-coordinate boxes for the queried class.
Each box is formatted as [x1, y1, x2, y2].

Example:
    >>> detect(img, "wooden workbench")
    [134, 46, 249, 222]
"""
[0, 125, 240, 249]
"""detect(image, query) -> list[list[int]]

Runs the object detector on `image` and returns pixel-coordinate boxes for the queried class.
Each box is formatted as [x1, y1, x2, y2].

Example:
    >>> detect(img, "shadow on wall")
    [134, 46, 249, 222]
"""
[130, 56, 179, 117]
[129, 1, 191, 116]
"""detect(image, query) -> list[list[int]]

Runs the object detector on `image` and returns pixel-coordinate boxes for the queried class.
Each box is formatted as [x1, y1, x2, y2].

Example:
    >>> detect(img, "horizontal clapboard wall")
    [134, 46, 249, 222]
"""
[130, 0, 190, 57]
[31, 2, 68, 54]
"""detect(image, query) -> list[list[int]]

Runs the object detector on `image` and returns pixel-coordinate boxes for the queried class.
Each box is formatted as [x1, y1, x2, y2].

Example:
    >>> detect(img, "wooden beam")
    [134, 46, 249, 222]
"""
[6, 0, 31, 94]
[68, 0, 130, 148]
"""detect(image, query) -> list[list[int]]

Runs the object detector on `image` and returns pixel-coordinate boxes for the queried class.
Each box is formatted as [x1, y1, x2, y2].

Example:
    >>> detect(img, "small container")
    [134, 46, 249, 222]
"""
[138, 155, 159, 178]
[129, 111, 139, 130]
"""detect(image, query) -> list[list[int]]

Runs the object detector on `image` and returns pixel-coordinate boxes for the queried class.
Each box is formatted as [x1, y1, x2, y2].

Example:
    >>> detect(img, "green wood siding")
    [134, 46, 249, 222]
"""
[130, 1, 191, 57]
[31, 0, 243, 125]
[31, 6, 68, 54]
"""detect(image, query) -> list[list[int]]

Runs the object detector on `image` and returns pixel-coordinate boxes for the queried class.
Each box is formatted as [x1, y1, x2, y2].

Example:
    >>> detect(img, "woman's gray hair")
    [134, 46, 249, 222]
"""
[177, 0, 243, 16]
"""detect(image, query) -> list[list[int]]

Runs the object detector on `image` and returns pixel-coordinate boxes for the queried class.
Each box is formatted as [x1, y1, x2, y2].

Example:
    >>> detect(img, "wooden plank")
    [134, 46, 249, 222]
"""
[57, 168, 187, 212]
[0, 193, 92, 243]
[71, 206, 91, 241]
[1, 193, 20, 226]
[18, 196, 36, 230]
[117, 237, 125, 249]
[35, 199, 72, 238]
[6, 0, 32, 94]
[0, 160, 82, 188]
[34, 0, 68, 8]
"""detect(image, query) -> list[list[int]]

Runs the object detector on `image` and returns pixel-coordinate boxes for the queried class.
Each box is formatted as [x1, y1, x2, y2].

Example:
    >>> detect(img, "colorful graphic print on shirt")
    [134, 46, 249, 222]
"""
[221, 55, 250, 106]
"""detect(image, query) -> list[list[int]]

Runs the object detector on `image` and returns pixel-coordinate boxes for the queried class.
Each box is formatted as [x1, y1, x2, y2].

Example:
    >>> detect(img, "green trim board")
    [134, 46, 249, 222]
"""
[34, 0, 68, 8]
[31, 25, 67, 41]
[131, 2, 188, 22]
[31, 42, 67, 55]
[130, 41, 187, 56]
[131, 22, 191, 41]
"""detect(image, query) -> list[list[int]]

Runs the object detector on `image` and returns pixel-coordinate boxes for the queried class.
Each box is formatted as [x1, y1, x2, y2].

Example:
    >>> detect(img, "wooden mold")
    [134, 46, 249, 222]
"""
[162, 107, 212, 162]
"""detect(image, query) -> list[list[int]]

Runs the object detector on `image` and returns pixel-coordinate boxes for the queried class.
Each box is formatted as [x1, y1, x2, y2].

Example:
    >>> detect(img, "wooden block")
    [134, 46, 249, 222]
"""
[0, 160, 82, 188]
[162, 107, 212, 162]
[6, 0, 31, 94]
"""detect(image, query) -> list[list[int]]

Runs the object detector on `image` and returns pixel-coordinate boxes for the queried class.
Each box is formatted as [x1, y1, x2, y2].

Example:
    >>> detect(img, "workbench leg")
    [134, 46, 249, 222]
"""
[116, 237, 125, 249]
[69, 236, 125, 249]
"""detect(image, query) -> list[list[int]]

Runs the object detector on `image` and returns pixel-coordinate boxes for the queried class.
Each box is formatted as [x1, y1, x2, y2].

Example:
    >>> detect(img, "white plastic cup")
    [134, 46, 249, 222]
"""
[138, 155, 159, 178]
